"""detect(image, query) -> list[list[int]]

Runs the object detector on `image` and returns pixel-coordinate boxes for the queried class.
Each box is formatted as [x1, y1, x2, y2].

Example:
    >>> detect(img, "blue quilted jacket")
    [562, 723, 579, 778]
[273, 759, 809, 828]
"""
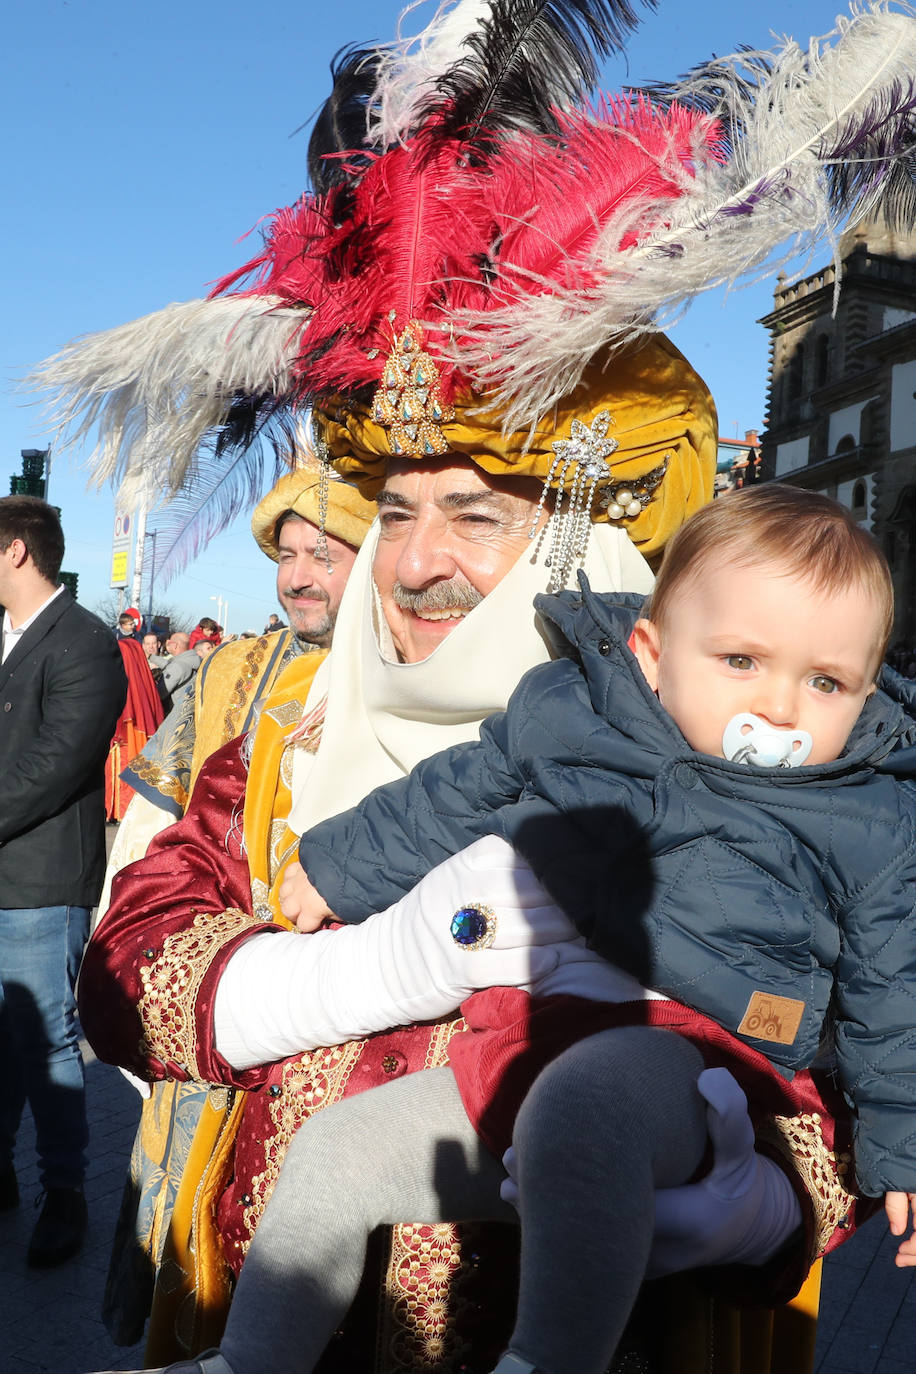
[300, 579, 916, 1196]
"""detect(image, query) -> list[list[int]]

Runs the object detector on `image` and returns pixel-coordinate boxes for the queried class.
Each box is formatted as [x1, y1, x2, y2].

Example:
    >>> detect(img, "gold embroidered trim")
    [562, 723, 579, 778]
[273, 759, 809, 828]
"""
[250, 875, 273, 923]
[240, 1040, 365, 1249]
[283, 694, 327, 752]
[756, 1111, 856, 1261]
[268, 817, 299, 889]
[126, 753, 189, 807]
[223, 637, 274, 745]
[138, 908, 262, 1079]
[279, 746, 296, 793]
[384, 1222, 464, 1368]
[425, 1016, 467, 1070]
[372, 1016, 469, 1370]
[238, 1017, 467, 1255]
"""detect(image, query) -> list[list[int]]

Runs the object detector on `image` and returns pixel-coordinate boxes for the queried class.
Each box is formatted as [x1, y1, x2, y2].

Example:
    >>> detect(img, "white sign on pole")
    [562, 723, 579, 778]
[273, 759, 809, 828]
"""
[110, 509, 132, 589]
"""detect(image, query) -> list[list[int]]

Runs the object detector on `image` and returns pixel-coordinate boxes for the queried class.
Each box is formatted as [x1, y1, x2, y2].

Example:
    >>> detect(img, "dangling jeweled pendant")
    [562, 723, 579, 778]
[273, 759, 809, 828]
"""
[530, 411, 619, 591]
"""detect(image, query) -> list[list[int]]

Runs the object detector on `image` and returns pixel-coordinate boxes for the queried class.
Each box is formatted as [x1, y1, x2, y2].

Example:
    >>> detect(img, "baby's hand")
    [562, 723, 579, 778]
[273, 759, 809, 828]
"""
[885, 1191, 916, 1265]
[278, 860, 335, 932]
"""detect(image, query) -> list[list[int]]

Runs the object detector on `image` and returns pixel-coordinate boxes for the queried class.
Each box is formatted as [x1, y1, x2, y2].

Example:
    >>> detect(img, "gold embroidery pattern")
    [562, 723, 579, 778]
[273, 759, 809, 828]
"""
[385, 1223, 464, 1369]
[240, 1041, 365, 1249]
[370, 1017, 469, 1370]
[425, 1017, 467, 1070]
[127, 683, 197, 815]
[279, 744, 296, 792]
[138, 909, 262, 1078]
[269, 818, 295, 880]
[126, 752, 190, 808]
[250, 875, 273, 922]
[264, 699, 305, 729]
[222, 637, 274, 746]
[757, 1111, 856, 1261]
[284, 695, 327, 753]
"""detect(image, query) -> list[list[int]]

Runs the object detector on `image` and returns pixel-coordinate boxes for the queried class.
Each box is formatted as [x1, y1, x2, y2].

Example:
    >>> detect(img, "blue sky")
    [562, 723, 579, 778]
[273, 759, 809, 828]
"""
[1, 0, 858, 629]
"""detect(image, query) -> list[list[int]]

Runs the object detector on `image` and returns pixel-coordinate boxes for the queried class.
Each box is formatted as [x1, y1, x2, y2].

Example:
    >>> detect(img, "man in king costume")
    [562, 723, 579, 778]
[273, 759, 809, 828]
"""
[35, 2, 916, 1370]
[96, 459, 375, 1346]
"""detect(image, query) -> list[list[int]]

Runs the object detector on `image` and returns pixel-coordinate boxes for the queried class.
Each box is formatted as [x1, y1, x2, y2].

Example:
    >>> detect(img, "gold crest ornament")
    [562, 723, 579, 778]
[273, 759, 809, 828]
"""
[372, 322, 455, 458]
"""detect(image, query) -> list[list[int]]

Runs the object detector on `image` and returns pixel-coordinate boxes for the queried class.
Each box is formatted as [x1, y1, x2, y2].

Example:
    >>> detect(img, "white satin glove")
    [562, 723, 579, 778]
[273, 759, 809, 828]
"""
[500, 1068, 802, 1275]
[214, 835, 577, 1069]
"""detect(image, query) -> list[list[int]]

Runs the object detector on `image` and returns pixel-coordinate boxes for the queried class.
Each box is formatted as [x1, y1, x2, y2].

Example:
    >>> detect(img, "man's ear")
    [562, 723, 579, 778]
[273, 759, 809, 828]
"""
[631, 618, 661, 692]
[2, 539, 28, 570]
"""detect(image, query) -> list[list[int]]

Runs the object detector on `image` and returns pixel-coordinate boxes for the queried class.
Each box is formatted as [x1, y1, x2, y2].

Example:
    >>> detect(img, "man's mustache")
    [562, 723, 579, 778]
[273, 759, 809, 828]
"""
[283, 587, 329, 604]
[392, 579, 483, 614]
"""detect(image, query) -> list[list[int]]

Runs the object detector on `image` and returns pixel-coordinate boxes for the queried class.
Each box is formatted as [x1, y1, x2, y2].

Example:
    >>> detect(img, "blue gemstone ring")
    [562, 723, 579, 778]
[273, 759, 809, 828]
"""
[449, 902, 497, 952]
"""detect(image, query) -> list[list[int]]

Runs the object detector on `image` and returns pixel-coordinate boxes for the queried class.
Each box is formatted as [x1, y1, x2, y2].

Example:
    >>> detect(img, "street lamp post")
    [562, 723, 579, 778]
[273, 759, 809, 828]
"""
[210, 594, 228, 636]
[146, 530, 157, 627]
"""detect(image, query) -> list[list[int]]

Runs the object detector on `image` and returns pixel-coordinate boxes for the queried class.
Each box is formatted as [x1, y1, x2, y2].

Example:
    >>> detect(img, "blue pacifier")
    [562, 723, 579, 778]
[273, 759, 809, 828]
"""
[722, 713, 812, 768]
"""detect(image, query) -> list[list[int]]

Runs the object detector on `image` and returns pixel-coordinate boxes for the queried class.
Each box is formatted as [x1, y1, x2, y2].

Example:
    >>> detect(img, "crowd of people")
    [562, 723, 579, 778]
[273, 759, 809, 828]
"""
[104, 615, 253, 820]
[8, 3, 916, 1374]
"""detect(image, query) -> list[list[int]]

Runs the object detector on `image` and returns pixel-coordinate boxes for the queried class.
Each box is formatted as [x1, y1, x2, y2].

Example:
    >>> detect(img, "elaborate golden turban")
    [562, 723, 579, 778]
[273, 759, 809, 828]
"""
[251, 462, 377, 561]
[318, 335, 716, 562]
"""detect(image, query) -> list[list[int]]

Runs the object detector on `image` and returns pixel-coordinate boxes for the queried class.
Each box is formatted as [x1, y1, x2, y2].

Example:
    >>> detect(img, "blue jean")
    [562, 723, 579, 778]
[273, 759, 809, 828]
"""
[0, 905, 90, 1189]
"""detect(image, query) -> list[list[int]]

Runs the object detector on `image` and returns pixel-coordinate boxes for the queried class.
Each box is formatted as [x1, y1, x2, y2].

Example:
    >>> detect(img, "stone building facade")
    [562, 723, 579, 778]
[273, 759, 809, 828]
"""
[759, 220, 916, 642]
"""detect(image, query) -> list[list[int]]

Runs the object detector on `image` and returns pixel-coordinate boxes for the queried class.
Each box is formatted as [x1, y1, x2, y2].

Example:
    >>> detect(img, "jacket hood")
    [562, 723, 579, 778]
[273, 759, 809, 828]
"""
[534, 575, 916, 779]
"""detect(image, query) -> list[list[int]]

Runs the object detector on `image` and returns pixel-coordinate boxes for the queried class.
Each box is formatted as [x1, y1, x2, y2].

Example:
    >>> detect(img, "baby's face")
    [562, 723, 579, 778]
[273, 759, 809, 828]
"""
[632, 559, 881, 766]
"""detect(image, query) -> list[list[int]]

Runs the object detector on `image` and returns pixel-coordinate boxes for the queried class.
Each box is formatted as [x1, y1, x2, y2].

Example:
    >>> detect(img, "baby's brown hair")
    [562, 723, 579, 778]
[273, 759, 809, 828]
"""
[646, 484, 894, 675]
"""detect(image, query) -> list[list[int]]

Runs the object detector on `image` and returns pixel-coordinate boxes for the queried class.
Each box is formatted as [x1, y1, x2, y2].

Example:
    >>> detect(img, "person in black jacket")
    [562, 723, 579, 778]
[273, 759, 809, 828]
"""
[0, 495, 126, 1267]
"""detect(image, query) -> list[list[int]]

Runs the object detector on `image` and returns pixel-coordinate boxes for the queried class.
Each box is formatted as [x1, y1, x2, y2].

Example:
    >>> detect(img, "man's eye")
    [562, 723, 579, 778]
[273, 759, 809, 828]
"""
[725, 654, 754, 671]
[810, 675, 839, 694]
[378, 510, 410, 528]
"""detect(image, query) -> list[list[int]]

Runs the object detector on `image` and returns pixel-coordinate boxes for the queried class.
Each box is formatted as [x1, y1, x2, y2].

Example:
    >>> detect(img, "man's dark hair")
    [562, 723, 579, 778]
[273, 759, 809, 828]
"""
[274, 508, 304, 545]
[0, 495, 65, 583]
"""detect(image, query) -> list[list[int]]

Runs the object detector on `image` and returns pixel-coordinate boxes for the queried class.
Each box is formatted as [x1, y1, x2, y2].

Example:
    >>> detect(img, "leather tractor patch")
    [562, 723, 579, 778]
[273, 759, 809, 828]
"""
[738, 991, 805, 1046]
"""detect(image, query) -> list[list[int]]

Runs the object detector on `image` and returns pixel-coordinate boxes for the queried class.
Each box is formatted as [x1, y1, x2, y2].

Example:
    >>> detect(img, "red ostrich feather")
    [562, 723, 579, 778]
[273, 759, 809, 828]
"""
[212, 96, 721, 405]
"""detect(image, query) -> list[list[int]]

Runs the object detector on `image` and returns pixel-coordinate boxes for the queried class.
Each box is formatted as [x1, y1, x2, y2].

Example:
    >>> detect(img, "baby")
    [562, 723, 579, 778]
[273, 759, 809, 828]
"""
[275, 484, 916, 1374]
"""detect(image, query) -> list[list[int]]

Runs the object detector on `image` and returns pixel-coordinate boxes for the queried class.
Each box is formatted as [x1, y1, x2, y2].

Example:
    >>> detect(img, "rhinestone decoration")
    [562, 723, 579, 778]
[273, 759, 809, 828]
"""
[371, 321, 455, 458]
[599, 456, 670, 522]
[529, 411, 619, 592]
[307, 422, 335, 572]
[449, 902, 497, 952]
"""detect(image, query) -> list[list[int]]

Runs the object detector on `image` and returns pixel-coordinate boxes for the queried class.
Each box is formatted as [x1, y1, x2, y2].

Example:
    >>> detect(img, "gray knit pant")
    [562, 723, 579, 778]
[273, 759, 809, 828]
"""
[220, 1027, 708, 1374]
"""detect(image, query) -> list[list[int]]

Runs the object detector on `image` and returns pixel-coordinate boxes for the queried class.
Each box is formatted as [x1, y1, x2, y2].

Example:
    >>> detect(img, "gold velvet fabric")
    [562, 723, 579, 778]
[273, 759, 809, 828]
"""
[251, 465, 377, 558]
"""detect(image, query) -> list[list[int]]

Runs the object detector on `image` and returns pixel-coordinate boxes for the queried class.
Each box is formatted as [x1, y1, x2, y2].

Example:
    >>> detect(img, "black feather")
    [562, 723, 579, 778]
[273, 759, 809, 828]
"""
[213, 393, 291, 459]
[308, 44, 387, 193]
[416, 0, 656, 155]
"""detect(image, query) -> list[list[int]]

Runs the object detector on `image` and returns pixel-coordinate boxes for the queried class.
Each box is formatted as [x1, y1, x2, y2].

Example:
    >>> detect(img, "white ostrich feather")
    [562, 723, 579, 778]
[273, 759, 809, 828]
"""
[30, 294, 305, 507]
[369, 0, 494, 147]
[445, 3, 916, 433]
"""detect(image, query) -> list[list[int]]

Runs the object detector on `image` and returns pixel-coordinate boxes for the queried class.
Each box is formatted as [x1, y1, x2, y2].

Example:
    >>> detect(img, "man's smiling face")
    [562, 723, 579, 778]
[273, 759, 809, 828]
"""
[372, 458, 542, 663]
[276, 514, 358, 648]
